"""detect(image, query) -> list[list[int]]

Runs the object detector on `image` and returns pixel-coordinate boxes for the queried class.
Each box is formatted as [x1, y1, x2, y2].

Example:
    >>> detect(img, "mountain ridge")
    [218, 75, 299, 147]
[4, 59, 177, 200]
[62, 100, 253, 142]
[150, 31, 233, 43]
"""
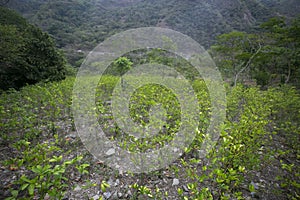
[5, 0, 299, 65]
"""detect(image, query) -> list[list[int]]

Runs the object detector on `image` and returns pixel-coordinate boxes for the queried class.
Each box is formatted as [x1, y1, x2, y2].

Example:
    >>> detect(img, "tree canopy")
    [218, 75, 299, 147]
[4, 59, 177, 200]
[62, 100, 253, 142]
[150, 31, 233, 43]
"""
[210, 16, 300, 88]
[0, 7, 67, 91]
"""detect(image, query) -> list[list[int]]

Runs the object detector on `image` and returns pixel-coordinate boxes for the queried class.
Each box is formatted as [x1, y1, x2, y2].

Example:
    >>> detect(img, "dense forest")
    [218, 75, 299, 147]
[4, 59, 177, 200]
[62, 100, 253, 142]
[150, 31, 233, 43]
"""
[0, 0, 299, 199]
[0, 7, 68, 90]
[5, 0, 300, 66]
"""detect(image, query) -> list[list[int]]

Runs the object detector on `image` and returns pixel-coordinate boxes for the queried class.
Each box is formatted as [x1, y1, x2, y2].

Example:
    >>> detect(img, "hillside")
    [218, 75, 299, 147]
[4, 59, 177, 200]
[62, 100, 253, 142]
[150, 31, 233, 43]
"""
[5, 0, 300, 65]
[1, 1, 300, 199]
[0, 6, 67, 90]
[259, 0, 300, 17]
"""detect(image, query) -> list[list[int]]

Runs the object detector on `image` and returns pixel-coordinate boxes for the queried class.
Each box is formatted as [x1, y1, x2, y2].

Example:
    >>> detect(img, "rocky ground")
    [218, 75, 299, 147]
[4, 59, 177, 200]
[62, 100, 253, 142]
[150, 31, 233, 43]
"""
[1, 127, 297, 200]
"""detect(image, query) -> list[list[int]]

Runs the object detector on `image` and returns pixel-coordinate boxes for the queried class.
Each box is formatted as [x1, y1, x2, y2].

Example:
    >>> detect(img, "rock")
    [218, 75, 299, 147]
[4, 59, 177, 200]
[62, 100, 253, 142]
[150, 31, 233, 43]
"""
[111, 192, 118, 199]
[103, 192, 112, 199]
[118, 192, 123, 198]
[125, 190, 132, 198]
[107, 178, 113, 186]
[251, 192, 260, 199]
[3, 190, 11, 198]
[114, 179, 120, 186]
[152, 180, 160, 185]
[251, 181, 259, 190]
[44, 193, 50, 200]
[92, 194, 100, 200]
[74, 185, 81, 192]
[172, 178, 179, 186]
[182, 185, 189, 192]
[75, 176, 81, 182]
[105, 101, 112, 105]
[65, 134, 77, 139]
[106, 148, 115, 156]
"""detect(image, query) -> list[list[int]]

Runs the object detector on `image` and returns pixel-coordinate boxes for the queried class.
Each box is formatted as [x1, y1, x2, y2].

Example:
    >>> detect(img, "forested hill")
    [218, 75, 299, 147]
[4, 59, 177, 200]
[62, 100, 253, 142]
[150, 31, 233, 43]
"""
[0, 6, 67, 90]
[5, 0, 300, 65]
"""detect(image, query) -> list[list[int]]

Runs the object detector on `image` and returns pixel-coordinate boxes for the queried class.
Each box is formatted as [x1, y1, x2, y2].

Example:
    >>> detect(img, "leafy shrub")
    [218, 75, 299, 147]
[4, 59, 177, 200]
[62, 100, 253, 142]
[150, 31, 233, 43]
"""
[0, 7, 67, 91]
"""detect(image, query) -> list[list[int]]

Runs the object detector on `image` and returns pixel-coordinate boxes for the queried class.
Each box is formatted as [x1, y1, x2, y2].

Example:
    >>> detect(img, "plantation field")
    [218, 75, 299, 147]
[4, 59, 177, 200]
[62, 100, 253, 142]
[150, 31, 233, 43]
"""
[0, 76, 299, 199]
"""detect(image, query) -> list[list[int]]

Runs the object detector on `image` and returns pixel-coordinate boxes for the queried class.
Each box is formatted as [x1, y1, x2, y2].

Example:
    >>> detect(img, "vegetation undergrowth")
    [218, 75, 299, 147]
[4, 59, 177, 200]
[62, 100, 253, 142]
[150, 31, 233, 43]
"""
[0, 76, 299, 199]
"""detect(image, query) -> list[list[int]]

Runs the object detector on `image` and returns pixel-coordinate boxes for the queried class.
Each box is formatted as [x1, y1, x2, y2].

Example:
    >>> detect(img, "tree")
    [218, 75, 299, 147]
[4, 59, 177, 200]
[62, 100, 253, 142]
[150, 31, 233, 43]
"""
[210, 31, 261, 86]
[211, 17, 300, 88]
[113, 57, 133, 89]
[0, 7, 67, 90]
[113, 56, 133, 75]
[22, 25, 66, 82]
[255, 17, 300, 86]
[0, 24, 26, 89]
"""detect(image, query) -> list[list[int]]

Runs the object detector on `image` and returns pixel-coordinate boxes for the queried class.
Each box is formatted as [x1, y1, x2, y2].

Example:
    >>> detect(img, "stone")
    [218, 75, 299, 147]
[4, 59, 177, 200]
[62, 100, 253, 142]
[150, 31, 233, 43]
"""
[182, 185, 189, 192]
[92, 194, 100, 200]
[103, 192, 112, 199]
[172, 178, 179, 186]
[125, 190, 132, 198]
[105, 148, 115, 156]
[114, 179, 120, 186]
[118, 192, 123, 198]
[74, 185, 81, 192]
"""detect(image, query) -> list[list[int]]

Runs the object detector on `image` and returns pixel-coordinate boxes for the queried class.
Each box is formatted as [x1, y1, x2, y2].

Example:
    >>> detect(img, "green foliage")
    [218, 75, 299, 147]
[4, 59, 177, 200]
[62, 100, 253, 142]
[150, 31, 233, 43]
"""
[100, 180, 110, 193]
[131, 183, 154, 199]
[96, 75, 184, 154]
[0, 78, 74, 143]
[1, 75, 299, 199]
[253, 17, 300, 87]
[1, 2, 299, 199]
[6, 0, 299, 64]
[95, 73, 299, 198]
[211, 31, 261, 86]
[0, 6, 28, 28]
[5, 140, 88, 199]
[211, 16, 300, 88]
[0, 7, 67, 90]
[177, 84, 299, 199]
[0, 77, 91, 199]
[266, 86, 300, 198]
[113, 56, 133, 75]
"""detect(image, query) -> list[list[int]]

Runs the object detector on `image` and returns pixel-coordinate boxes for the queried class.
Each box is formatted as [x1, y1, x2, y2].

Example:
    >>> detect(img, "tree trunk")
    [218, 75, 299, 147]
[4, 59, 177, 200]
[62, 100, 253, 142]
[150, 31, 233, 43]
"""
[285, 63, 291, 84]
[233, 43, 262, 87]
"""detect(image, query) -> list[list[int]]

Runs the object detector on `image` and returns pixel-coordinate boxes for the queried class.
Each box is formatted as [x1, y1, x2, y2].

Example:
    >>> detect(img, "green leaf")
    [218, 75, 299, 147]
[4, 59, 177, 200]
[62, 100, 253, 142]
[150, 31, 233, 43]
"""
[49, 155, 62, 162]
[20, 175, 32, 183]
[249, 183, 255, 192]
[20, 183, 29, 191]
[28, 184, 35, 196]
[177, 188, 183, 195]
